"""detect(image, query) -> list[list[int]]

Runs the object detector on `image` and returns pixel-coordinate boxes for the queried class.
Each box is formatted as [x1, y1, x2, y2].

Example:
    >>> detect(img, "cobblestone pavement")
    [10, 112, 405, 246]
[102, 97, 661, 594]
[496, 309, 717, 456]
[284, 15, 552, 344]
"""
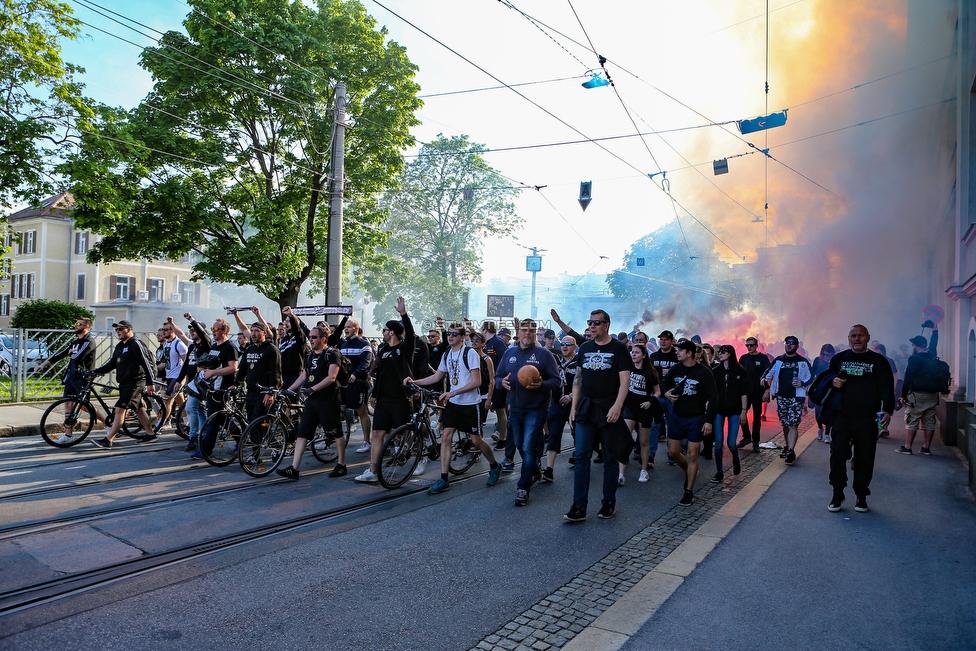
[469, 422, 810, 651]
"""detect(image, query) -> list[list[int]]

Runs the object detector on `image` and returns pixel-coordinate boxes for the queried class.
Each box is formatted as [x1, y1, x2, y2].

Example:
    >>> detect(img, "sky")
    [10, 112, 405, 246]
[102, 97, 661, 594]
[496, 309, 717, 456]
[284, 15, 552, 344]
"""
[56, 0, 957, 347]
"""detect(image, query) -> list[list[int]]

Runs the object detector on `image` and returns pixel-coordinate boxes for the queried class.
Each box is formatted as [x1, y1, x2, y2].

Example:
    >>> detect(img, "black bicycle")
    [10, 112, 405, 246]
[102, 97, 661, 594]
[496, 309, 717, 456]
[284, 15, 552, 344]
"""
[39, 374, 164, 448]
[377, 387, 478, 489]
[199, 387, 248, 467]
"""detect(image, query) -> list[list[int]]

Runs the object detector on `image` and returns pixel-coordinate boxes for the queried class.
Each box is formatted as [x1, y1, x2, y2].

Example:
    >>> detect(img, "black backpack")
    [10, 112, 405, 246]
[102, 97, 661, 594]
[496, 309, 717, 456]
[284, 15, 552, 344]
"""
[461, 346, 492, 396]
[330, 347, 353, 388]
[913, 355, 952, 395]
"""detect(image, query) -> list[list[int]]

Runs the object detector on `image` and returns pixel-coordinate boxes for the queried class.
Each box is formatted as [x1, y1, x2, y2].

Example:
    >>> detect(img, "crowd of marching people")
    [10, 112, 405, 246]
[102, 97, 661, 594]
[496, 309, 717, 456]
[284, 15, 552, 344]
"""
[42, 301, 947, 519]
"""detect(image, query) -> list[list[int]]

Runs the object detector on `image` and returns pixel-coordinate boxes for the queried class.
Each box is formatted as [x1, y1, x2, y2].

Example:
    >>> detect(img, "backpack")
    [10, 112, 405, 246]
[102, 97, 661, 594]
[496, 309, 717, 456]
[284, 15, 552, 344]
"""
[460, 346, 492, 396]
[334, 348, 354, 388]
[807, 370, 835, 407]
[913, 355, 952, 395]
[134, 339, 158, 382]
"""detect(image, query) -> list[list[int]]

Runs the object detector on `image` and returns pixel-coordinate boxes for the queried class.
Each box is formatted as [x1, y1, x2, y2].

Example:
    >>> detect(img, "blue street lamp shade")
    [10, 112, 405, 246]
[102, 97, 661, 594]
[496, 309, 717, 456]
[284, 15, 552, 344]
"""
[582, 72, 610, 89]
[737, 110, 788, 135]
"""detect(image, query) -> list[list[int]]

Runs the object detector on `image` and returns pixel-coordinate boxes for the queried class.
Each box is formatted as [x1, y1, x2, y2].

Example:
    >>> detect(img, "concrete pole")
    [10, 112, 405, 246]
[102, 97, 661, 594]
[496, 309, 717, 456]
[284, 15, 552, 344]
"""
[326, 83, 346, 317]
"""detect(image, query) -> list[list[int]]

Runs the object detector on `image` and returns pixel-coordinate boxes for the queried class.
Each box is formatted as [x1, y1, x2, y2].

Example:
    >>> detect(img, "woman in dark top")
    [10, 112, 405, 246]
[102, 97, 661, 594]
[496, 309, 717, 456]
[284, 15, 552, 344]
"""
[711, 344, 749, 481]
[622, 344, 662, 484]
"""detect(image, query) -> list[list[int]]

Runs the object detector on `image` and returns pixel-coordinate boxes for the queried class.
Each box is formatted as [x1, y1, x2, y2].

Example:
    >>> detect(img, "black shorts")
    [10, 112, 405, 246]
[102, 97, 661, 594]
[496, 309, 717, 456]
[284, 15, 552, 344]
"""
[114, 381, 146, 411]
[490, 386, 508, 409]
[441, 401, 481, 436]
[372, 399, 412, 432]
[297, 395, 342, 440]
[344, 381, 369, 410]
[164, 378, 182, 398]
[622, 405, 654, 429]
[63, 372, 85, 399]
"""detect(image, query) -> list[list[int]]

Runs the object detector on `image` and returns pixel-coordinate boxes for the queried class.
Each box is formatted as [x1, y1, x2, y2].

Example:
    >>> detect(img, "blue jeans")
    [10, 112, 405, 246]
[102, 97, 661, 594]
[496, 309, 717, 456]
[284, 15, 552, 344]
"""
[186, 395, 207, 441]
[713, 414, 740, 473]
[509, 409, 546, 490]
[572, 420, 618, 512]
[647, 421, 660, 461]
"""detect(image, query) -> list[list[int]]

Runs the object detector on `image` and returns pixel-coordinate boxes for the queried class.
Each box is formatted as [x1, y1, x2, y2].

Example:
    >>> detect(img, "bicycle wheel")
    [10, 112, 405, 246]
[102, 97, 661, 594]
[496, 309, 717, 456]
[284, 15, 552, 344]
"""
[120, 393, 165, 438]
[201, 412, 244, 467]
[172, 401, 189, 439]
[378, 423, 421, 489]
[40, 398, 96, 447]
[448, 430, 479, 475]
[239, 415, 289, 477]
[310, 426, 340, 464]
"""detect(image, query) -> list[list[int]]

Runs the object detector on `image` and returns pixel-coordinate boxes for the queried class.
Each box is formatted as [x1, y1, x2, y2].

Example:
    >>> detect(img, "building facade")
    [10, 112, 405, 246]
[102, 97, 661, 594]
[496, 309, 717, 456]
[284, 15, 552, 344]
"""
[1, 193, 207, 332]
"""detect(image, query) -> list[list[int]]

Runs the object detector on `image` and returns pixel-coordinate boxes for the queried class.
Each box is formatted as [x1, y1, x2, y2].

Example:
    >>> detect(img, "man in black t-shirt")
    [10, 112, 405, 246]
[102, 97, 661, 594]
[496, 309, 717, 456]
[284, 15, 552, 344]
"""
[827, 324, 894, 513]
[737, 335, 772, 451]
[195, 318, 239, 460]
[234, 323, 282, 422]
[565, 309, 633, 522]
[34, 317, 98, 442]
[661, 339, 718, 507]
[276, 326, 344, 480]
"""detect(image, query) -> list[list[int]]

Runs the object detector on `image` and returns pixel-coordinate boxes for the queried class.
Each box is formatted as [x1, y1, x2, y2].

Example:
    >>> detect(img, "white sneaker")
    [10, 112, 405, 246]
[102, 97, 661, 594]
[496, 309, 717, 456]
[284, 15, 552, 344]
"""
[413, 458, 427, 476]
[618, 473, 626, 486]
[314, 439, 331, 452]
[355, 442, 371, 453]
[354, 469, 378, 483]
[638, 469, 649, 483]
[53, 432, 73, 444]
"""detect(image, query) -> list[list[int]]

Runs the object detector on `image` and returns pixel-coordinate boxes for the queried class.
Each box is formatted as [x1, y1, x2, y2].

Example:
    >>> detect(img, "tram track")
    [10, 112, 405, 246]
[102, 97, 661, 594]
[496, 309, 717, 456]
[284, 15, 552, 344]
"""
[0, 466, 490, 619]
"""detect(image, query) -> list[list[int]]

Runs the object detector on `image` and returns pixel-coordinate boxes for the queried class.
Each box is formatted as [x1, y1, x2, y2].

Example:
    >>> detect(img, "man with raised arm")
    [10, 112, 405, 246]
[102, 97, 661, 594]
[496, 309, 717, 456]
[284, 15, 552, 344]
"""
[355, 297, 416, 483]
[33, 317, 98, 443]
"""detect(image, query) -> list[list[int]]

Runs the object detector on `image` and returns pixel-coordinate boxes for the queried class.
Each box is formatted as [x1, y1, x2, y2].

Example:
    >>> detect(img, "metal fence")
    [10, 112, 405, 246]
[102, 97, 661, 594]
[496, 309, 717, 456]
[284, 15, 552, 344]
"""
[0, 329, 160, 403]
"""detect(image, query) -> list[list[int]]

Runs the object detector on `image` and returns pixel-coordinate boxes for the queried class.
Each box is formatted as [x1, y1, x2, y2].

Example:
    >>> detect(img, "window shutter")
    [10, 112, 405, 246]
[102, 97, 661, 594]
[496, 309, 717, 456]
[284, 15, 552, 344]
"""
[110, 275, 117, 300]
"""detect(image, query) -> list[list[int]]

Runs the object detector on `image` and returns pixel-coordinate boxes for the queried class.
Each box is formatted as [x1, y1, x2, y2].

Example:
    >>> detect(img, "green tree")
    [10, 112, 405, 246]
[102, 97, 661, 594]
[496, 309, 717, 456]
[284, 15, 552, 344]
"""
[360, 135, 522, 327]
[607, 219, 745, 316]
[61, 0, 421, 309]
[10, 298, 93, 329]
[0, 0, 90, 210]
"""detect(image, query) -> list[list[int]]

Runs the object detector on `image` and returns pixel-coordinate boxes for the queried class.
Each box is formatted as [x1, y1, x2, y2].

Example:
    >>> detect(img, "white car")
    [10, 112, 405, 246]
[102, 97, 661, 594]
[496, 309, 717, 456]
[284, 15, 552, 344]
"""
[0, 335, 49, 376]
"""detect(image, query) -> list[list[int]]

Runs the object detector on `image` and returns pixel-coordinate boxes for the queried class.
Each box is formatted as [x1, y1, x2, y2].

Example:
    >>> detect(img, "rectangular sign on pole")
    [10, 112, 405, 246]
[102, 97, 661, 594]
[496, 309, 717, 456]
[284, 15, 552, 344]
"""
[486, 295, 515, 318]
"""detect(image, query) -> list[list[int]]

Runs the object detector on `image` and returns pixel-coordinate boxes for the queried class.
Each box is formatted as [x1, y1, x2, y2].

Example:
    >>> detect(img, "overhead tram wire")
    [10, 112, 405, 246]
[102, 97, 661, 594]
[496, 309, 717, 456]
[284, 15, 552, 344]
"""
[498, 1, 848, 207]
[418, 75, 587, 98]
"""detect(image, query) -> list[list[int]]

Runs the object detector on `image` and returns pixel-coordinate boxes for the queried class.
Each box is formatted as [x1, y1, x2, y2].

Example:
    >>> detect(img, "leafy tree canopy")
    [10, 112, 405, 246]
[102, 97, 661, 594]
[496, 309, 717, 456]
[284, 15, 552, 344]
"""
[359, 134, 522, 326]
[10, 298, 94, 329]
[61, 0, 422, 309]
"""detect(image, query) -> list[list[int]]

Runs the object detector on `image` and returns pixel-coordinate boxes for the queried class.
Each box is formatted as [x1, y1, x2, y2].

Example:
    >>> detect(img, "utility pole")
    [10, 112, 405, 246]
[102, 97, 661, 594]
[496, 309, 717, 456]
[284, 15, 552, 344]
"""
[326, 82, 346, 319]
[524, 245, 546, 320]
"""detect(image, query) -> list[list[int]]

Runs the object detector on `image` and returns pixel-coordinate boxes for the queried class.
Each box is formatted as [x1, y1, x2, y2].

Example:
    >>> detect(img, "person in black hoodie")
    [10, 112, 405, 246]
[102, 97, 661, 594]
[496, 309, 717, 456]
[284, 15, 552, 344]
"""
[90, 320, 157, 449]
[826, 324, 895, 513]
[711, 345, 749, 482]
[234, 322, 282, 422]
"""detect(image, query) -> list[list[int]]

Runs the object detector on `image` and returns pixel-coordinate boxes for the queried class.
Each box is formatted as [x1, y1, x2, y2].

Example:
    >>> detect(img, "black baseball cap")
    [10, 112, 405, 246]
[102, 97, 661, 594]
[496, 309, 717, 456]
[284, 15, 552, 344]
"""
[112, 320, 133, 330]
[658, 330, 674, 339]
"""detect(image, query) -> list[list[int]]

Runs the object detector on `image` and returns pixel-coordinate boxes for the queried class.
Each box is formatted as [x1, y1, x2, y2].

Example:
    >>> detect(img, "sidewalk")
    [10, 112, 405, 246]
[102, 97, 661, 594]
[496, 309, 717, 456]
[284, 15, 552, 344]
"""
[0, 402, 50, 437]
[568, 416, 976, 651]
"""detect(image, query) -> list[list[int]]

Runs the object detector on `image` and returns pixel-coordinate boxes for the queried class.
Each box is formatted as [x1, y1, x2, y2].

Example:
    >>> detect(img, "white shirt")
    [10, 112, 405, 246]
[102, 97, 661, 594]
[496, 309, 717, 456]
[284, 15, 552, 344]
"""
[437, 346, 481, 406]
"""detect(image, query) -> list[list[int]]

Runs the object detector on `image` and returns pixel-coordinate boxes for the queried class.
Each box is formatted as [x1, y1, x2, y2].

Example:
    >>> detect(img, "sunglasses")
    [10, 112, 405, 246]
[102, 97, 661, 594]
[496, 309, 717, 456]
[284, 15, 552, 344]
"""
[446, 331, 461, 337]
[785, 341, 798, 346]
[427, 334, 438, 338]
[746, 343, 757, 347]
[586, 319, 607, 326]
[560, 342, 575, 347]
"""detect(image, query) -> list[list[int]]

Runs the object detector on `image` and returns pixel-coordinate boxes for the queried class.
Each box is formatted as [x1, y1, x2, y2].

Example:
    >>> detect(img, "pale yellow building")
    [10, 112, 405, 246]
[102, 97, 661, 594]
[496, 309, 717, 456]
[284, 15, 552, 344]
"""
[1, 193, 208, 332]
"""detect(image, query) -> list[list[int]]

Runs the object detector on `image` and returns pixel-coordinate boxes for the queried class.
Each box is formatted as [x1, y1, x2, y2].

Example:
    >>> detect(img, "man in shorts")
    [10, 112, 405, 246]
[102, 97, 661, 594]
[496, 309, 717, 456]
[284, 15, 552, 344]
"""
[661, 339, 717, 507]
[33, 317, 98, 442]
[897, 330, 941, 456]
[408, 323, 501, 493]
[339, 318, 374, 452]
[763, 336, 812, 465]
[90, 321, 157, 448]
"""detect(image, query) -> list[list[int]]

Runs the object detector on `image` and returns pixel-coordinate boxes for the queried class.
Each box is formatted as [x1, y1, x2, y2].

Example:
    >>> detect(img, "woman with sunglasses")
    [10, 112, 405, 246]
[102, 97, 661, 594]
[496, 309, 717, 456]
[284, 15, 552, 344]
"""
[621, 343, 662, 483]
[711, 344, 749, 481]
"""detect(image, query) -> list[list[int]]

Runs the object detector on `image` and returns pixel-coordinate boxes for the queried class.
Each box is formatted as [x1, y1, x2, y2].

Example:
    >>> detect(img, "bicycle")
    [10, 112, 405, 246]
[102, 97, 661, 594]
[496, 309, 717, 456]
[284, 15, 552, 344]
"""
[238, 387, 349, 478]
[39, 373, 164, 448]
[377, 387, 479, 489]
[199, 387, 248, 467]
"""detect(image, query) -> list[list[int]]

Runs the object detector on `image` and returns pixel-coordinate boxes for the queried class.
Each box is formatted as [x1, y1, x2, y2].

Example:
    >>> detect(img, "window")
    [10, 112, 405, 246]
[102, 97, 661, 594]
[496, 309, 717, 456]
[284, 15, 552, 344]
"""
[149, 278, 165, 302]
[74, 231, 89, 255]
[0, 294, 8, 317]
[179, 280, 201, 305]
[76, 273, 86, 301]
[24, 230, 35, 255]
[109, 275, 136, 301]
[11, 273, 35, 299]
[13, 233, 21, 256]
[26, 272, 34, 298]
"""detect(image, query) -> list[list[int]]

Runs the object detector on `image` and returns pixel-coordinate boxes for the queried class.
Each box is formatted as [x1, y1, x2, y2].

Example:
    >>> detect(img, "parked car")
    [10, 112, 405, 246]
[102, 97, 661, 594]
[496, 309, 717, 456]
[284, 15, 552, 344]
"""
[0, 335, 49, 376]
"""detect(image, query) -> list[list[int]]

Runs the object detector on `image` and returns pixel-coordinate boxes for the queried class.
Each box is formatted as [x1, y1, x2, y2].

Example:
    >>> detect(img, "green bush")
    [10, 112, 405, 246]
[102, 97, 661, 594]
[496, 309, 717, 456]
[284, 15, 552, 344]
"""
[10, 299, 94, 329]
